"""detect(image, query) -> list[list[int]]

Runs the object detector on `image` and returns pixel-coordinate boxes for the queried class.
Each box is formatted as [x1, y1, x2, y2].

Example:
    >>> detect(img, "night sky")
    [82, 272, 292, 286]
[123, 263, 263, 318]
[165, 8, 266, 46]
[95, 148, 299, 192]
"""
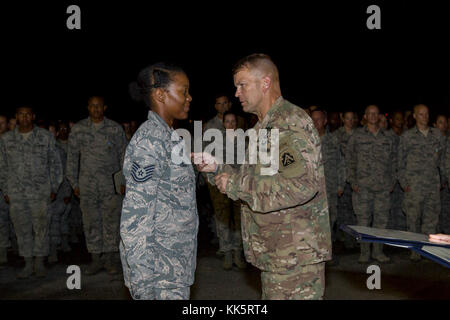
[2, 1, 450, 125]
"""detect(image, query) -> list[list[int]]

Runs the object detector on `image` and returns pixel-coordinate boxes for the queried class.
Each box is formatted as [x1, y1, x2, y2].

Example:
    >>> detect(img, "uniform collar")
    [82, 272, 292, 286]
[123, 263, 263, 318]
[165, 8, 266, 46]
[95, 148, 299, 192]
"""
[14, 126, 38, 141]
[87, 117, 106, 128]
[258, 96, 284, 128]
[148, 110, 173, 134]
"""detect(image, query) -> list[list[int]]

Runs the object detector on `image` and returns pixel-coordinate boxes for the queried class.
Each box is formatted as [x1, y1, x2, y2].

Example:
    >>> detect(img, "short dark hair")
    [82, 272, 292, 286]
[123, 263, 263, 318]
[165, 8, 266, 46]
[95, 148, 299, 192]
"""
[15, 105, 33, 113]
[223, 110, 237, 120]
[129, 62, 185, 108]
[214, 92, 230, 102]
[232, 53, 275, 75]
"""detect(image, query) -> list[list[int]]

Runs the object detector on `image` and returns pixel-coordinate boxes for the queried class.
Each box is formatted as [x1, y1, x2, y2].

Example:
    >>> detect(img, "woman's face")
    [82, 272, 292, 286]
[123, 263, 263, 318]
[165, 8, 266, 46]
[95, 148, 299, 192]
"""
[224, 114, 237, 130]
[163, 72, 192, 121]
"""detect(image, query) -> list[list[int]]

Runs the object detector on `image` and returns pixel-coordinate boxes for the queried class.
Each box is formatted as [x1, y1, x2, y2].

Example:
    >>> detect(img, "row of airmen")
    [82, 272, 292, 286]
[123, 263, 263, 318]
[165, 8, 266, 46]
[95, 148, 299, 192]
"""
[0, 97, 132, 278]
[309, 104, 450, 263]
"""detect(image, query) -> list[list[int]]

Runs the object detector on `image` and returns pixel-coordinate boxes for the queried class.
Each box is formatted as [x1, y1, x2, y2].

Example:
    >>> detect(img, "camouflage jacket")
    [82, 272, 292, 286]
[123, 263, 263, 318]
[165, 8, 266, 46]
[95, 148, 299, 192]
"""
[209, 97, 332, 273]
[120, 111, 198, 294]
[333, 126, 354, 190]
[397, 126, 446, 190]
[66, 117, 128, 191]
[346, 126, 397, 191]
[320, 132, 341, 195]
[0, 127, 63, 199]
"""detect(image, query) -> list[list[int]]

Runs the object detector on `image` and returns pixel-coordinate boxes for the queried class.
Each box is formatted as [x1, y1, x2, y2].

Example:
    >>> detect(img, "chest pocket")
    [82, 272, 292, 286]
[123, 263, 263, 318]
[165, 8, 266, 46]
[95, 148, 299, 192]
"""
[33, 142, 48, 168]
[373, 140, 391, 163]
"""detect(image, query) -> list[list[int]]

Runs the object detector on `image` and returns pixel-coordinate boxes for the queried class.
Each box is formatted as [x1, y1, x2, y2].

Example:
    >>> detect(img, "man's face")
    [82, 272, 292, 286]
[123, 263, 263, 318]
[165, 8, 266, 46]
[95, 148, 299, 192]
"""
[88, 97, 106, 120]
[16, 108, 34, 128]
[435, 115, 448, 133]
[0, 116, 7, 134]
[8, 118, 16, 131]
[343, 112, 354, 129]
[328, 112, 341, 128]
[391, 112, 404, 129]
[364, 105, 379, 126]
[234, 67, 263, 114]
[215, 96, 231, 115]
[58, 123, 70, 140]
[413, 105, 429, 127]
[378, 114, 388, 129]
[311, 111, 327, 132]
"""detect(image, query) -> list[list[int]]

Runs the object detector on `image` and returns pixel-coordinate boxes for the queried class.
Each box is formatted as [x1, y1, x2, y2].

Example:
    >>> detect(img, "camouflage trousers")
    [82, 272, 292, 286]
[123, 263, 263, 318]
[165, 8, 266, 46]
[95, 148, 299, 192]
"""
[439, 186, 450, 234]
[261, 262, 325, 300]
[388, 182, 406, 230]
[326, 187, 338, 241]
[337, 183, 357, 245]
[352, 188, 390, 229]
[9, 196, 50, 258]
[48, 199, 71, 246]
[0, 192, 10, 248]
[69, 197, 83, 240]
[130, 286, 190, 300]
[80, 189, 123, 254]
[208, 183, 242, 253]
[402, 185, 440, 235]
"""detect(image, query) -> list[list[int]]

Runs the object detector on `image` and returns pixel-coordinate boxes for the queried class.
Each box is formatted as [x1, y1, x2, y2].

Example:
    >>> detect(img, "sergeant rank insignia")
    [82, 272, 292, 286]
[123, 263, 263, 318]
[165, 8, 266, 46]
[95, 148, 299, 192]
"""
[281, 152, 295, 167]
[131, 162, 155, 183]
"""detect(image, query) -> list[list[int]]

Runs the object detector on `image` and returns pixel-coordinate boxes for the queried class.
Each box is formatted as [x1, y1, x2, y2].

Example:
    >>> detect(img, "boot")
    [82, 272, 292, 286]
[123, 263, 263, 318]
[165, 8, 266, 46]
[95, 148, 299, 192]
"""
[233, 250, 247, 269]
[61, 235, 71, 252]
[85, 253, 104, 275]
[410, 251, 421, 262]
[371, 243, 390, 263]
[358, 242, 371, 264]
[17, 257, 34, 279]
[104, 252, 120, 275]
[34, 257, 47, 278]
[0, 247, 7, 265]
[223, 251, 233, 270]
[48, 244, 58, 264]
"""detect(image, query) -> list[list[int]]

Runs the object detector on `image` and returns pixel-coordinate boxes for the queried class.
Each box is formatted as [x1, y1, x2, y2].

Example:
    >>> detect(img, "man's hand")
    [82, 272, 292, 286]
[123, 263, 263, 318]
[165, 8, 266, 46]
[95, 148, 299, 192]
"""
[120, 185, 126, 195]
[4, 195, 9, 204]
[337, 189, 344, 197]
[352, 185, 360, 193]
[428, 234, 450, 245]
[50, 192, 56, 202]
[74, 187, 80, 198]
[191, 152, 218, 173]
[215, 173, 230, 194]
[403, 186, 411, 193]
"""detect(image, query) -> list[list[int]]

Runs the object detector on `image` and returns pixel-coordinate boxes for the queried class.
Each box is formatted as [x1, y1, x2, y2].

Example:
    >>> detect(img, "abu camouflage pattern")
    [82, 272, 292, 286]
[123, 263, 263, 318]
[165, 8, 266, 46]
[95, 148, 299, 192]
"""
[120, 111, 198, 300]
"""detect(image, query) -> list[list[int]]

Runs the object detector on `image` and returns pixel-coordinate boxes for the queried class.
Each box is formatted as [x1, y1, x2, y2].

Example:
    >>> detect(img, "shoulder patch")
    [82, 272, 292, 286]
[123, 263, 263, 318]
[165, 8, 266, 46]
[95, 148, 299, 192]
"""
[131, 162, 155, 183]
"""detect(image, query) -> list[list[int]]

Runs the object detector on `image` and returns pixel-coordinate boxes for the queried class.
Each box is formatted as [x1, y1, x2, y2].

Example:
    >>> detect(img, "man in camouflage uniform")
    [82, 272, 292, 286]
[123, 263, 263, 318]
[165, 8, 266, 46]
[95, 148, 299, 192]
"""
[0, 106, 63, 278]
[0, 115, 10, 265]
[334, 111, 357, 248]
[311, 108, 341, 265]
[48, 123, 73, 263]
[433, 115, 450, 234]
[398, 104, 446, 261]
[346, 105, 396, 263]
[387, 111, 405, 230]
[67, 96, 128, 275]
[204, 94, 246, 270]
[196, 54, 331, 300]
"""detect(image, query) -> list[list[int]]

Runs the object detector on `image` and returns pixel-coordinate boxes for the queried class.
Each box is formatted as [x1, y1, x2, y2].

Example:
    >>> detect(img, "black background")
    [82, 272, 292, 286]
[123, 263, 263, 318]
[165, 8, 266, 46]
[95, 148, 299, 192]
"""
[2, 1, 450, 124]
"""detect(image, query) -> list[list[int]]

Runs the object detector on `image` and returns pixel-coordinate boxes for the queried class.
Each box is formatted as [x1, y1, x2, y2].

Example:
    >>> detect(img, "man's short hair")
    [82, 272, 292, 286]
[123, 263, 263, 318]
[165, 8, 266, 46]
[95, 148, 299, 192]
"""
[365, 105, 379, 113]
[214, 92, 230, 102]
[15, 105, 33, 113]
[232, 53, 279, 81]
[311, 107, 327, 118]
[413, 104, 428, 114]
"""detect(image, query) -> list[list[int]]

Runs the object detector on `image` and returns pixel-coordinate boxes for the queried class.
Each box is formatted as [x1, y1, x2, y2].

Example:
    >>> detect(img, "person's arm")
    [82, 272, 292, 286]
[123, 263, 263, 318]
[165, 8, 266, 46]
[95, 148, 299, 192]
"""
[428, 233, 450, 245]
[48, 135, 63, 195]
[345, 134, 357, 189]
[224, 128, 321, 214]
[120, 133, 169, 295]
[397, 135, 408, 190]
[0, 138, 8, 196]
[389, 135, 398, 189]
[66, 127, 80, 191]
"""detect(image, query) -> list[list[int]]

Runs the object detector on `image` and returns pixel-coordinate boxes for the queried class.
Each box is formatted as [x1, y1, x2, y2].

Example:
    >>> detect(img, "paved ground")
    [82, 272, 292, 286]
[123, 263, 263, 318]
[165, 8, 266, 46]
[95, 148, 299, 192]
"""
[0, 225, 449, 300]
